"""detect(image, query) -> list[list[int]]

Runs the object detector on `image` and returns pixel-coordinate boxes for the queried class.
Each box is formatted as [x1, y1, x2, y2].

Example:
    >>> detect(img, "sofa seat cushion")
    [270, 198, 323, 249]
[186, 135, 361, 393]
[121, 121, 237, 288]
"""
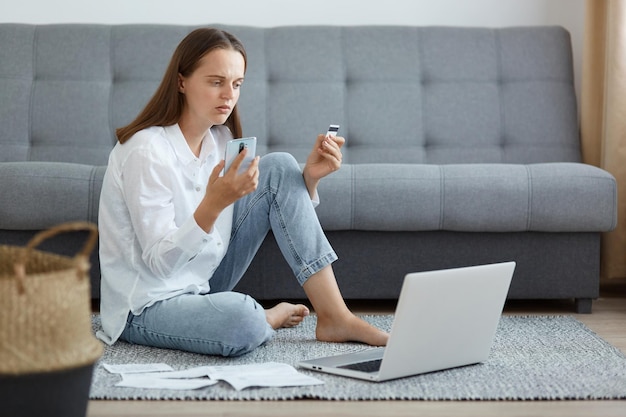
[0, 162, 105, 229]
[2, 161, 615, 235]
[315, 162, 617, 232]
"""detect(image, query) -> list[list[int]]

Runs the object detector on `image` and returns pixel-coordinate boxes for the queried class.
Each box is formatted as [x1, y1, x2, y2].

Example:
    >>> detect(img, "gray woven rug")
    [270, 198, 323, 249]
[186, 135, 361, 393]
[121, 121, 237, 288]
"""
[89, 314, 626, 400]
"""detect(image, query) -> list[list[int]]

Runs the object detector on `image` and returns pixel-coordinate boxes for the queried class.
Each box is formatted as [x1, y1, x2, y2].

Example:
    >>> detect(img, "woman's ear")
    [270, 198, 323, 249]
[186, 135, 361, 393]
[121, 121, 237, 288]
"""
[178, 73, 185, 93]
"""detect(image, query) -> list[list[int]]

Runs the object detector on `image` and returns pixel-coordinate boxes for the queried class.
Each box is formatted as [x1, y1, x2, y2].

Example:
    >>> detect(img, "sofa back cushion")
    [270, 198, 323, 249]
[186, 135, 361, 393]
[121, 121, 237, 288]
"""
[0, 24, 580, 166]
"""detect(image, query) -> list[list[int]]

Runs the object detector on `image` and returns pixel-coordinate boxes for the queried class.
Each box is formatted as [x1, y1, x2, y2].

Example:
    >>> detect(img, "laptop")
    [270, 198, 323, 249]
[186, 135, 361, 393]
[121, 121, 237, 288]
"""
[298, 261, 515, 382]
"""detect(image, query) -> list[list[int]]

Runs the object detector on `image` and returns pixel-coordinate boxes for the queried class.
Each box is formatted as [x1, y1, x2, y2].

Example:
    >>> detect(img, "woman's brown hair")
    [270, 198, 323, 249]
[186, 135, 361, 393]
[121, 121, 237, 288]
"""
[116, 28, 247, 143]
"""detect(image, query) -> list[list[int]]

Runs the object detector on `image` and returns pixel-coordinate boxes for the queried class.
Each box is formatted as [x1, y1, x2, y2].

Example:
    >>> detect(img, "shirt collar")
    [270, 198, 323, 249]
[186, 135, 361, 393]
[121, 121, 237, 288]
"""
[163, 124, 216, 166]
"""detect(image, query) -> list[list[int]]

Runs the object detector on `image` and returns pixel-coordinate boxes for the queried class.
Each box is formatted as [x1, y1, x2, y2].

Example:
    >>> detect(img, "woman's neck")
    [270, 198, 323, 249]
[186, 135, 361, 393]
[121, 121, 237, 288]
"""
[178, 117, 211, 158]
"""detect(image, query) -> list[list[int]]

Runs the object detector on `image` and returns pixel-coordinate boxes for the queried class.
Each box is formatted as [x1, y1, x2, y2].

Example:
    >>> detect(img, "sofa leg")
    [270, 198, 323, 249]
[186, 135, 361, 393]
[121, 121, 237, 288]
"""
[575, 298, 593, 314]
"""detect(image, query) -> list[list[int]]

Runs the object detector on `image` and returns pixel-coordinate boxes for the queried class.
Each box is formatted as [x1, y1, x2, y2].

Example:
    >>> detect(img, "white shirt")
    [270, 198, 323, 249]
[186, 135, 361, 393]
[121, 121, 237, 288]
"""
[96, 124, 234, 345]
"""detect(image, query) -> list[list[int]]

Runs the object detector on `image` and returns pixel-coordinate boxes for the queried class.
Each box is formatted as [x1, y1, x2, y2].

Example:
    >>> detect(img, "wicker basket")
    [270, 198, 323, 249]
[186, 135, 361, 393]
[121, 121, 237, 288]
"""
[0, 222, 103, 417]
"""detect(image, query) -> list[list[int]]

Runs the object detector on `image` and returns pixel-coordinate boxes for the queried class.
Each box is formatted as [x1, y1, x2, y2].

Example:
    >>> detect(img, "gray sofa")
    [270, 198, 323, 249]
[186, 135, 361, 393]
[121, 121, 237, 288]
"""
[0, 24, 617, 313]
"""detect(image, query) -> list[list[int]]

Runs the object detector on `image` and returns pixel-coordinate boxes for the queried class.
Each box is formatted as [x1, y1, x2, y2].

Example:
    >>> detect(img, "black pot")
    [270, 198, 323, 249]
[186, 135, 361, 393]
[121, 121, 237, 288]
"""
[0, 363, 94, 417]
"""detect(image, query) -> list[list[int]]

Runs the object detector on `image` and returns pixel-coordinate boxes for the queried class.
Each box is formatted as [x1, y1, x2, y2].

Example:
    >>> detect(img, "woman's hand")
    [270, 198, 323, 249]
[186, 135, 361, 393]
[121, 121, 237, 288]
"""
[194, 149, 259, 232]
[302, 133, 345, 197]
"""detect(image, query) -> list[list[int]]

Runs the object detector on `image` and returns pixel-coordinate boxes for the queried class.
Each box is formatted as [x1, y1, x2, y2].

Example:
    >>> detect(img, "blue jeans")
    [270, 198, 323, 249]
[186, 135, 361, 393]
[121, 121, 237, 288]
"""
[120, 153, 338, 356]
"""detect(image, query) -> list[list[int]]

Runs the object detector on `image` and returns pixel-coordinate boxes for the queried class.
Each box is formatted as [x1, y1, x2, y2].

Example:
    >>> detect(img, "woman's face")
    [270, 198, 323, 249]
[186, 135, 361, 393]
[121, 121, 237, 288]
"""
[178, 48, 245, 128]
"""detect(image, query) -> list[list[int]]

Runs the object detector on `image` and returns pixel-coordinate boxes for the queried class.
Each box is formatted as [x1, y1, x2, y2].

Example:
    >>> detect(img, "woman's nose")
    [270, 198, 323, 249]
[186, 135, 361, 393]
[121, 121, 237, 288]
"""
[221, 85, 235, 99]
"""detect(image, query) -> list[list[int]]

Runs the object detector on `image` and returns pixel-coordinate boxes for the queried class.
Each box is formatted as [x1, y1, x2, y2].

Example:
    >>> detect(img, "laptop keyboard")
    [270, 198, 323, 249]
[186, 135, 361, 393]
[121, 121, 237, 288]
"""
[338, 359, 382, 373]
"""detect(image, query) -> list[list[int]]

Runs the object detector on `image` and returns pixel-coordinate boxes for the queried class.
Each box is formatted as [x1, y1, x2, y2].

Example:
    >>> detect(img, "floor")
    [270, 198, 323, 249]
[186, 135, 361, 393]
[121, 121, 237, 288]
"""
[87, 278, 626, 417]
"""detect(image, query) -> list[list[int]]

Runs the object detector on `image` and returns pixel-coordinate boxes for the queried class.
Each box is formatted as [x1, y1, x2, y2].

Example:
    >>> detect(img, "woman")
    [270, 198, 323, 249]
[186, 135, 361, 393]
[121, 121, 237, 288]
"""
[96, 28, 389, 356]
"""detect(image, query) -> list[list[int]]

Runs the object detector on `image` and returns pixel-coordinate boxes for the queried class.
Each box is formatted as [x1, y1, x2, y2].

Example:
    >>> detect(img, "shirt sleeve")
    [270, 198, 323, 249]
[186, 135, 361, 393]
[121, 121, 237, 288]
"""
[121, 148, 218, 279]
[311, 189, 320, 208]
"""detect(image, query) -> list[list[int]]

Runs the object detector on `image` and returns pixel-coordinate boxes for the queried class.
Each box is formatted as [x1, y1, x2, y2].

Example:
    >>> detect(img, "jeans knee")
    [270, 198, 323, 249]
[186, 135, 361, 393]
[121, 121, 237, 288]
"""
[217, 294, 274, 356]
[260, 152, 301, 177]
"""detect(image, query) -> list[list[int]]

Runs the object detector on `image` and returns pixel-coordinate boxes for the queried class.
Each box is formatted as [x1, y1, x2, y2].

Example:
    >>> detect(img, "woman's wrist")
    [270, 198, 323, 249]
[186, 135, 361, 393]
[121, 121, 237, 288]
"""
[194, 197, 222, 233]
[302, 170, 320, 200]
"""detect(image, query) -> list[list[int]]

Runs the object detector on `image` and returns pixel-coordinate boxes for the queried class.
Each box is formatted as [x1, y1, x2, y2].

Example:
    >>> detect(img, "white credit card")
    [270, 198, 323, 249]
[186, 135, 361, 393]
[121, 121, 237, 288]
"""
[327, 124, 340, 137]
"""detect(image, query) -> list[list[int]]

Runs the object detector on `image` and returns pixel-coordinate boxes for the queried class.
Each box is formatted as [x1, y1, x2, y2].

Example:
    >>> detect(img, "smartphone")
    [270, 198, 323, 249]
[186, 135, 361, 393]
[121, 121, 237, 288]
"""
[327, 124, 340, 137]
[224, 137, 257, 174]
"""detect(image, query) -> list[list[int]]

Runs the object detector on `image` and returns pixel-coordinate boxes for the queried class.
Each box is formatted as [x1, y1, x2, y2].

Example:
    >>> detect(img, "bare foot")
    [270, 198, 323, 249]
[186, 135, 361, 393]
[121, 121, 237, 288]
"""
[315, 312, 389, 346]
[265, 302, 310, 329]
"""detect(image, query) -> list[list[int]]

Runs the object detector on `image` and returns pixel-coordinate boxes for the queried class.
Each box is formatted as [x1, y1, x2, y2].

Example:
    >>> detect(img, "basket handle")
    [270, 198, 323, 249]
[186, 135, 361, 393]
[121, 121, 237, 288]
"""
[13, 221, 99, 294]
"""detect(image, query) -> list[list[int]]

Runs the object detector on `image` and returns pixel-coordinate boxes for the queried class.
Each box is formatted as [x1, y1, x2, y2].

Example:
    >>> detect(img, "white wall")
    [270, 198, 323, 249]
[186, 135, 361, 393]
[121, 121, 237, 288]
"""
[0, 0, 586, 97]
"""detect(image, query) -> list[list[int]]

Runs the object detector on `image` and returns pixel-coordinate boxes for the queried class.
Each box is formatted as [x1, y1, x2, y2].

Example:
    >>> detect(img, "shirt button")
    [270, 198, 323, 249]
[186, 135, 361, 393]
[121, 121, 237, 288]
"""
[195, 186, 201, 192]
